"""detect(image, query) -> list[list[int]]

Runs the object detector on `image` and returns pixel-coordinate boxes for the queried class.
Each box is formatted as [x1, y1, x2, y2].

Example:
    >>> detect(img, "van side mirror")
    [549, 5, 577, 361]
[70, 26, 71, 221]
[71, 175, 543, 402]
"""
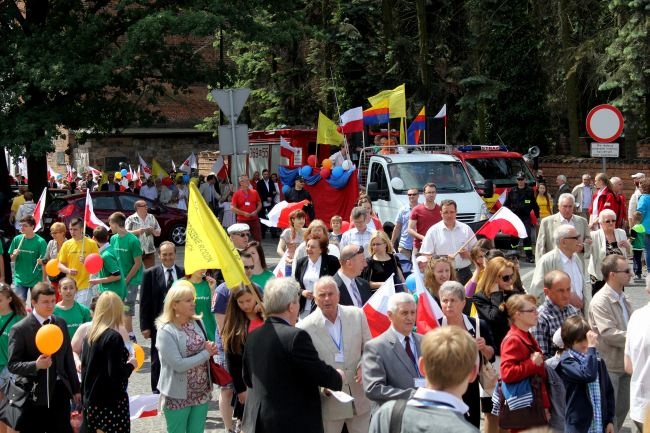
[367, 182, 379, 200]
[483, 180, 494, 198]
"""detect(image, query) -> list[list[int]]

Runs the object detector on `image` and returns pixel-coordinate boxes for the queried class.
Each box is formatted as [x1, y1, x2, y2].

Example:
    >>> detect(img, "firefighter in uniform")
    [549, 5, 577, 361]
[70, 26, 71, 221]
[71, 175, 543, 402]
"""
[504, 171, 539, 263]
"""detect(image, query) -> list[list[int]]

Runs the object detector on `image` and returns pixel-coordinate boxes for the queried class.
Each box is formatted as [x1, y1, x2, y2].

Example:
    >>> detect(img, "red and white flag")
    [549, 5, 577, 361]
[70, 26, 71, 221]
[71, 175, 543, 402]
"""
[260, 200, 310, 228]
[280, 137, 301, 166]
[411, 255, 443, 334]
[138, 154, 151, 179]
[434, 104, 447, 127]
[272, 255, 287, 277]
[33, 187, 48, 232]
[129, 393, 159, 420]
[179, 153, 197, 173]
[211, 156, 229, 180]
[363, 275, 396, 337]
[47, 165, 60, 180]
[340, 107, 364, 133]
[66, 165, 75, 182]
[84, 189, 109, 230]
[475, 206, 527, 240]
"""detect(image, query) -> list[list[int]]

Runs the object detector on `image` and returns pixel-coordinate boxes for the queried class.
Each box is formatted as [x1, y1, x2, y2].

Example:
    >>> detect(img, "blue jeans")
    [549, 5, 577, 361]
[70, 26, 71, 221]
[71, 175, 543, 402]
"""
[14, 284, 31, 301]
[644, 235, 650, 273]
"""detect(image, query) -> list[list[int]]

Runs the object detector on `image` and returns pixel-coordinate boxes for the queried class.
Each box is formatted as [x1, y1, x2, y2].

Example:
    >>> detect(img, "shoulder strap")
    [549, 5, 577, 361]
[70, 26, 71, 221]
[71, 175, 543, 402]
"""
[0, 312, 17, 336]
[195, 319, 208, 340]
[389, 399, 408, 433]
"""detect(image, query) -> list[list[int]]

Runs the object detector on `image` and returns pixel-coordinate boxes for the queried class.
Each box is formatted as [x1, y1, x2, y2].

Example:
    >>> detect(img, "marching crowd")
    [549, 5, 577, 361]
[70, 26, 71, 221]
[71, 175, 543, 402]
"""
[0, 168, 649, 433]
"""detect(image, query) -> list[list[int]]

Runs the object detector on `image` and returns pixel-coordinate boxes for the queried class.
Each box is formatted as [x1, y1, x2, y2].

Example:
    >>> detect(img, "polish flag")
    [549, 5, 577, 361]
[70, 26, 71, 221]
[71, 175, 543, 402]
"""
[211, 156, 229, 180]
[260, 200, 310, 228]
[434, 104, 447, 127]
[33, 187, 48, 232]
[138, 154, 151, 179]
[280, 137, 300, 166]
[363, 275, 396, 337]
[411, 255, 443, 334]
[47, 165, 60, 180]
[179, 153, 197, 173]
[84, 189, 109, 230]
[339, 107, 364, 133]
[475, 206, 527, 239]
[272, 254, 286, 277]
[129, 394, 159, 420]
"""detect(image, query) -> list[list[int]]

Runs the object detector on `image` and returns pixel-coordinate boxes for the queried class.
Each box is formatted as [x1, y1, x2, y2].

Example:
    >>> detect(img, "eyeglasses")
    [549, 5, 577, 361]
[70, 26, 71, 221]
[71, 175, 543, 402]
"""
[407, 193, 418, 196]
[517, 178, 525, 181]
[613, 269, 631, 274]
[341, 246, 364, 260]
[603, 219, 616, 224]
[235, 232, 250, 237]
[519, 308, 537, 314]
[500, 274, 513, 282]
[243, 265, 255, 270]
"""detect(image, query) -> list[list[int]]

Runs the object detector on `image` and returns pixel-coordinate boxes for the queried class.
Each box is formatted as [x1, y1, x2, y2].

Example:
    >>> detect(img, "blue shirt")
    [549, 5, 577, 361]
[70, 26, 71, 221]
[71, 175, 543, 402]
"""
[637, 194, 650, 230]
[395, 205, 414, 250]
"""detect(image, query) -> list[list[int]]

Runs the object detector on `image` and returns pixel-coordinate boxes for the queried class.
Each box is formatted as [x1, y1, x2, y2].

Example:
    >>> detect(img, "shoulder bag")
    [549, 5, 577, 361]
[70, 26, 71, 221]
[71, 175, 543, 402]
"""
[195, 320, 233, 386]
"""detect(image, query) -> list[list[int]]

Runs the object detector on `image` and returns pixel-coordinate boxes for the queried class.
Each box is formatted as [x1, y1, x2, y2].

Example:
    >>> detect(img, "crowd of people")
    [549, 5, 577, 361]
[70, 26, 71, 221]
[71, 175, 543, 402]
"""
[0, 168, 649, 433]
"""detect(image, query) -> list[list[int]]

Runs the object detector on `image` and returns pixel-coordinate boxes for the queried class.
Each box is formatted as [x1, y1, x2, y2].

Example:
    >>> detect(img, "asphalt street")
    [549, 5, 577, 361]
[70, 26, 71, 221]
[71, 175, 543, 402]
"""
[128, 239, 648, 433]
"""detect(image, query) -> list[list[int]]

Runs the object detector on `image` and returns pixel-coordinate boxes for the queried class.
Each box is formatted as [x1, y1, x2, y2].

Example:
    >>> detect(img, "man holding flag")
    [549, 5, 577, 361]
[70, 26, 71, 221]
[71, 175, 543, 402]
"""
[57, 217, 100, 307]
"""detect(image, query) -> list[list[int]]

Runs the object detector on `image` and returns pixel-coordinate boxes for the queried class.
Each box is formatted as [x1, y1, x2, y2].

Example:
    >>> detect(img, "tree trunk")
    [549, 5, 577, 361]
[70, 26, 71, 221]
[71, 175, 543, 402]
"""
[415, 0, 430, 98]
[558, 0, 580, 155]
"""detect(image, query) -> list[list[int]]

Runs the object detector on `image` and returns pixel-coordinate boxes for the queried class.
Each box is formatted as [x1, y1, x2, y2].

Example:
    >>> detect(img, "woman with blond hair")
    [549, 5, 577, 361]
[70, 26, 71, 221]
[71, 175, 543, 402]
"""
[363, 231, 405, 290]
[81, 291, 136, 433]
[423, 257, 457, 303]
[156, 282, 218, 433]
[588, 208, 630, 295]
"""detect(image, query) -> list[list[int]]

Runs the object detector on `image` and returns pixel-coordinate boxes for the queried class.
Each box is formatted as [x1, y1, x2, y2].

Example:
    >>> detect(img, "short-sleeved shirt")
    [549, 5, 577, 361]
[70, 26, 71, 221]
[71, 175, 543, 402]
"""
[212, 283, 231, 315]
[0, 312, 23, 371]
[231, 188, 261, 222]
[191, 280, 217, 342]
[9, 234, 47, 287]
[125, 213, 161, 255]
[420, 220, 476, 269]
[625, 303, 650, 423]
[54, 302, 92, 338]
[58, 237, 100, 290]
[97, 244, 126, 299]
[395, 205, 414, 250]
[409, 204, 442, 248]
[110, 232, 143, 285]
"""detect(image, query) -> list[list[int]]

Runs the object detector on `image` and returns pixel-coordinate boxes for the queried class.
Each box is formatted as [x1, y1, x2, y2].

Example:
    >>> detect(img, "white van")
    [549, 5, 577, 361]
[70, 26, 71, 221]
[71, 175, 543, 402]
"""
[364, 150, 489, 229]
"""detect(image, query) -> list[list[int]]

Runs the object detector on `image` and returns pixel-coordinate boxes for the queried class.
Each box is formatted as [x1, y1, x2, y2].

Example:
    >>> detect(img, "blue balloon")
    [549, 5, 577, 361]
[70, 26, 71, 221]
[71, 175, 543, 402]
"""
[282, 185, 291, 195]
[331, 166, 344, 179]
[300, 165, 312, 177]
[405, 274, 418, 293]
[182, 174, 190, 183]
[120, 168, 128, 176]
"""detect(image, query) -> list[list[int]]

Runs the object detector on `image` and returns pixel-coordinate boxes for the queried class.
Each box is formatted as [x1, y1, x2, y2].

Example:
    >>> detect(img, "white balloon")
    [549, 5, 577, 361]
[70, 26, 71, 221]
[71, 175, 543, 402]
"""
[342, 160, 352, 170]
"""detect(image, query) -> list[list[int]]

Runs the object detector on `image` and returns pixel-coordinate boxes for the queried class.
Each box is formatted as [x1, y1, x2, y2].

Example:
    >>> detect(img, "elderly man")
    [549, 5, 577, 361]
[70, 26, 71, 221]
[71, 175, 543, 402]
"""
[242, 277, 344, 433]
[610, 176, 627, 229]
[571, 173, 593, 219]
[554, 174, 571, 212]
[340, 207, 375, 256]
[530, 225, 590, 311]
[624, 274, 650, 432]
[420, 199, 477, 285]
[531, 270, 580, 359]
[362, 292, 423, 411]
[407, 182, 442, 255]
[125, 200, 161, 269]
[589, 254, 634, 432]
[334, 244, 372, 307]
[391, 188, 418, 260]
[535, 193, 591, 262]
[297, 276, 372, 433]
[227, 223, 250, 252]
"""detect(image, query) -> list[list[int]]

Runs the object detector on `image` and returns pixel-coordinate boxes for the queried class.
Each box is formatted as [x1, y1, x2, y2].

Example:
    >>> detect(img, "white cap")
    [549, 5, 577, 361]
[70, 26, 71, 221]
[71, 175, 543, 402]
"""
[227, 223, 250, 235]
[631, 173, 645, 179]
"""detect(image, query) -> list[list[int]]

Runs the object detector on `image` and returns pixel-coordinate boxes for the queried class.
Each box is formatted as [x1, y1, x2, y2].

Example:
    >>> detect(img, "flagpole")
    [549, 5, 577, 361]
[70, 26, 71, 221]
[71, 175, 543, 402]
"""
[444, 116, 447, 145]
[450, 207, 506, 257]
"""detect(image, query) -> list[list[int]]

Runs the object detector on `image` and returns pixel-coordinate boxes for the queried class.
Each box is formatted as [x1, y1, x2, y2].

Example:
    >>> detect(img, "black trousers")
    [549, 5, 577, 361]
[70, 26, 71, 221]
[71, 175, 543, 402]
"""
[23, 379, 73, 433]
[150, 330, 161, 393]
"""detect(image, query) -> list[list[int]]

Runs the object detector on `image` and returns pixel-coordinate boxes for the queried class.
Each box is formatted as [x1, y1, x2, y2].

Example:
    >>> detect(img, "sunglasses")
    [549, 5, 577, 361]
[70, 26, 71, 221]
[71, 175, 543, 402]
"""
[603, 219, 616, 224]
[342, 246, 364, 260]
[407, 193, 418, 196]
[243, 265, 255, 270]
[235, 233, 250, 237]
[500, 274, 513, 282]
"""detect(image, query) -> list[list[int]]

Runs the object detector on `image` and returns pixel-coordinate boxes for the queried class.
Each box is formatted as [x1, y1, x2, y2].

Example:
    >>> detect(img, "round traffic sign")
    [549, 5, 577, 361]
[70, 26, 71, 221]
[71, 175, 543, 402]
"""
[586, 104, 624, 143]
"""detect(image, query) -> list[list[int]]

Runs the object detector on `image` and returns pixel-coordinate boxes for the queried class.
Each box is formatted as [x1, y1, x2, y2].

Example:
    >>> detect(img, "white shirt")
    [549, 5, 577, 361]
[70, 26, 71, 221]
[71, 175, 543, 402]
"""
[420, 220, 476, 269]
[560, 216, 575, 227]
[162, 266, 178, 286]
[324, 308, 343, 351]
[329, 151, 346, 167]
[140, 184, 158, 201]
[303, 256, 322, 313]
[409, 387, 469, 414]
[337, 270, 362, 307]
[559, 250, 583, 300]
[390, 326, 421, 377]
[624, 303, 650, 423]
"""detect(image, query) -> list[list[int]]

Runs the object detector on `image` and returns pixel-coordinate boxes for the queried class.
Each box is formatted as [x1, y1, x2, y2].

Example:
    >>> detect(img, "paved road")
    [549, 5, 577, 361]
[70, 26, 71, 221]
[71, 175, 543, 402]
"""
[129, 240, 648, 433]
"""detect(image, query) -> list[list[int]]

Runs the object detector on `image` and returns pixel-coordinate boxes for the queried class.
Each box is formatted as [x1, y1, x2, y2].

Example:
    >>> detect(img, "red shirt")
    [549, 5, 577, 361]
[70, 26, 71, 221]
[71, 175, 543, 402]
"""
[409, 203, 442, 248]
[232, 188, 261, 221]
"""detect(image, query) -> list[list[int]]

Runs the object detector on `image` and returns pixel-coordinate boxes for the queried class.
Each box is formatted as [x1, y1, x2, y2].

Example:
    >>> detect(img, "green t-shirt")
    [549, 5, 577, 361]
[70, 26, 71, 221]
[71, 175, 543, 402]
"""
[0, 312, 23, 371]
[251, 270, 273, 293]
[9, 234, 47, 287]
[631, 224, 646, 250]
[193, 280, 216, 342]
[98, 245, 126, 299]
[54, 302, 92, 338]
[110, 232, 143, 285]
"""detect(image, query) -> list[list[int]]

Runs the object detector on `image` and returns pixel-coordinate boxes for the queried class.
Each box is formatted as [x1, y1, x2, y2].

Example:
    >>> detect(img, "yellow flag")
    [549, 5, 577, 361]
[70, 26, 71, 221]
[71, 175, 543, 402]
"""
[317, 111, 344, 145]
[399, 118, 405, 144]
[151, 159, 169, 179]
[185, 183, 250, 288]
[368, 83, 406, 119]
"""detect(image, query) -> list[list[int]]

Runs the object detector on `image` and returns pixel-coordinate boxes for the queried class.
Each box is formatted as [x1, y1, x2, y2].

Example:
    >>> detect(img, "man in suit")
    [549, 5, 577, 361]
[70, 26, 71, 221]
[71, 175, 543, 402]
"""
[139, 241, 183, 392]
[8, 282, 80, 433]
[588, 254, 634, 432]
[297, 276, 372, 433]
[242, 277, 344, 433]
[256, 169, 278, 238]
[554, 174, 571, 212]
[530, 224, 591, 312]
[362, 292, 423, 411]
[535, 193, 591, 263]
[333, 244, 372, 307]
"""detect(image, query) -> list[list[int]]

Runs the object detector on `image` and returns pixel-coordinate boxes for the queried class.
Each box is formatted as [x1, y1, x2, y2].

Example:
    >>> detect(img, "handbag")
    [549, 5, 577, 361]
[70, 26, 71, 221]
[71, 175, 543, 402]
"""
[498, 375, 547, 430]
[478, 355, 498, 395]
[0, 376, 35, 430]
[194, 319, 233, 386]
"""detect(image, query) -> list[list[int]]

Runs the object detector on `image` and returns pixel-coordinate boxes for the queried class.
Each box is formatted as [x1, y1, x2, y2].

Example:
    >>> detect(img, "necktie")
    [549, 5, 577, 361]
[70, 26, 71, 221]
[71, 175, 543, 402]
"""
[43, 318, 51, 325]
[349, 279, 362, 307]
[166, 268, 174, 291]
[405, 335, 417, 368]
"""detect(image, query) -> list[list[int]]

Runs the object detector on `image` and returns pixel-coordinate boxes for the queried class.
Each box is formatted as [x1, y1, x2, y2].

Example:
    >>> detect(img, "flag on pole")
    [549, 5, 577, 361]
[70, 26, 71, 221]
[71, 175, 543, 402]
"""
[179, 153, 197, 173]
[151, 159, 169, 179]
[339, 107, 364, 133]
[363, 100, 390, 126]
[407, 107, 426, 145]
[47, 165, 60, 180]
[260, 200, 311, 228]
[363, 275, 396, 337]
[138, 154, 151, 179]
[185, 183, 250, 288]
[33, 187, 48, 232]
[368, 84, 406, 119]
[317, 112, 344, 145]
[434, 104, 447, 127]
[272, 255, 287, 277]
[410, 255, 443, 334]
[280, 137, 300, 166]
[84, 188, 109, 230]
[475, 206, 527, 239]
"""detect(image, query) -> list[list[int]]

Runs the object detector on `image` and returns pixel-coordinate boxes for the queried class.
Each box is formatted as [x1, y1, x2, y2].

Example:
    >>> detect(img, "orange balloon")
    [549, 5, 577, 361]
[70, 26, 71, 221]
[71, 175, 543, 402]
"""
[45, 259, 60, 277]
[322, 159, 333, 169]
[35, 324, 64, 356]
[133, 343, 145, 370]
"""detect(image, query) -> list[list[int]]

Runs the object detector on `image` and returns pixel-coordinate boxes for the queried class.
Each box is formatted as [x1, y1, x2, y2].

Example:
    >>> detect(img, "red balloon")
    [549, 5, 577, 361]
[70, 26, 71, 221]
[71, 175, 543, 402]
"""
[321, 168, 331, 179]
[84, 253, 104, 274]
[162, 177, 173, 187]
[340, 221, 351, 234]
[307, 155, 317, 167]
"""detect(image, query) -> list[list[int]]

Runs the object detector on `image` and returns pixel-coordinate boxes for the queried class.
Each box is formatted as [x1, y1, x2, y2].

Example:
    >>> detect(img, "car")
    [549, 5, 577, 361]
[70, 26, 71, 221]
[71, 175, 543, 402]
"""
[42, 191, 187, 245]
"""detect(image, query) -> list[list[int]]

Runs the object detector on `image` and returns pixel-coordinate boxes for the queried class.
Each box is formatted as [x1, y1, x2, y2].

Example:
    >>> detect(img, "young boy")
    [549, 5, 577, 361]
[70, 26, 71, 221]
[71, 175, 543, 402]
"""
[557, 315, 615, 433]
[329, 215, 343, 246]
[629, 211, 645, 279]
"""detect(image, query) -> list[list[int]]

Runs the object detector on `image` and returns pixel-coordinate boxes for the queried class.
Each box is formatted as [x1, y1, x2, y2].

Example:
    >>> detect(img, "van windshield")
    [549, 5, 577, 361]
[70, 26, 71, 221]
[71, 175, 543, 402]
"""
[387, 161, 474, 193]
[463, 157, 533, 187]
